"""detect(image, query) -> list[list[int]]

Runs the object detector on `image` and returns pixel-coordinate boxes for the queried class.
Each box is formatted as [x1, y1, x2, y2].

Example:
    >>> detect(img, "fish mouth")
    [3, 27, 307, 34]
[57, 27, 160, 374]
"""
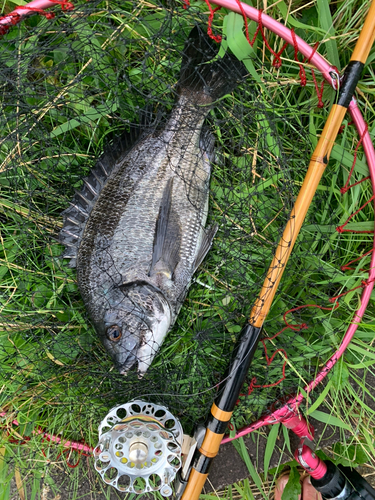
[117, 353, 138, 376]
[118, 369, 145, 379]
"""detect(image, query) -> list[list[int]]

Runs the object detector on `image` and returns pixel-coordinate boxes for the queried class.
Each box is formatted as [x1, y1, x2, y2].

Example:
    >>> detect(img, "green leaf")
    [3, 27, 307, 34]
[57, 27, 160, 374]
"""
[307, 379, 332, 414]
[331, 144, 369, 177]
[347, 359, 375, 369]
[243, 57, 262, 84]
[309, 410, 351, 431]
[309, 109, 318, 149]
[225, 12, 256, 61]
[43, 475, 56, 487]
[332, 358, 350, 390]
[365, 50, 375, 67]
[257, 114, 281, 158]
[0, 267, 9, 280]
[316, 0, 340, 70]
[281, 466, 301, 500]
[264, 423, 280, 477]
[31, 476, 43, 500]
[361, 428, 375, 457]
[233, 438, 267, 499]
[243, 478, 256, 500]
[0, 482, 10, 500]
[282, 422, 292, 453]
[333, 443, 369, 466]
[232, 483, 245, 498]
[349, 342, 375, 361]
[305, 221, 374, 233]
[277, 1, 325, 34]
[50, 101, 118, 138]
[223, 12, 262, 85]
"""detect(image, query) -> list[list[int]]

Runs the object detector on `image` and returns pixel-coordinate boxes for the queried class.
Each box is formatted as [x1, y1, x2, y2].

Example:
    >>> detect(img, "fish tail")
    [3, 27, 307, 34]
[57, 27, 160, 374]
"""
[178, 26, 246, 103]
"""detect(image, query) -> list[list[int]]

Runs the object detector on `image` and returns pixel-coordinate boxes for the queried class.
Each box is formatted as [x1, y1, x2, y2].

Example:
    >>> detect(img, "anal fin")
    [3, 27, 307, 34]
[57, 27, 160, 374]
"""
[150, 178, 181, 279]
[193, 224, 218, 272]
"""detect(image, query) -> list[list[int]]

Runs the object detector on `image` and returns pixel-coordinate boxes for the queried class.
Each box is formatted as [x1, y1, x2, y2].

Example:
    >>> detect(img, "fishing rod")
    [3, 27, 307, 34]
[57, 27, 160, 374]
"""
[178, 1, 375, 498]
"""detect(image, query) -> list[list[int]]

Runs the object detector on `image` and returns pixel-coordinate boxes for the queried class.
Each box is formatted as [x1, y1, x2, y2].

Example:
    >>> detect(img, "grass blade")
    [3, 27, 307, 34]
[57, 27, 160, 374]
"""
[309, 410, 351, 431]
[316, 0, 340, 69]
[264, 423, 280, 479]
[233, 438, 268, 499]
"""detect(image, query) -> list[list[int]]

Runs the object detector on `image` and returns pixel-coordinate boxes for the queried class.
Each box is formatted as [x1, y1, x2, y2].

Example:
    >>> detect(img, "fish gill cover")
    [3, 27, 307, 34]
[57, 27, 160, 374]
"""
[0, 0, 374, 495]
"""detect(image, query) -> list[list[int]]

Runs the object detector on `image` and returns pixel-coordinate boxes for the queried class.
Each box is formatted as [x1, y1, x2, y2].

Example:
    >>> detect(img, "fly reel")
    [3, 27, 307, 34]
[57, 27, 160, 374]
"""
[94, 400, 183, 497]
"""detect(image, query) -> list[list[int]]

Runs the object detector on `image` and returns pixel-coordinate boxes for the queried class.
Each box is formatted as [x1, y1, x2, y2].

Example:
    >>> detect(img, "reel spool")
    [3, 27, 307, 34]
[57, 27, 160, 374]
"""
[94, 400, 183, 497]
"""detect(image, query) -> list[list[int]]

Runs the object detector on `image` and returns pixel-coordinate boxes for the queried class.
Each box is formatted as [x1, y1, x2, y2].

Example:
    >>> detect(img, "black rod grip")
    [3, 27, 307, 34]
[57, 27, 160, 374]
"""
[214, 324, 262, 413]
[311, 460, 347, 498]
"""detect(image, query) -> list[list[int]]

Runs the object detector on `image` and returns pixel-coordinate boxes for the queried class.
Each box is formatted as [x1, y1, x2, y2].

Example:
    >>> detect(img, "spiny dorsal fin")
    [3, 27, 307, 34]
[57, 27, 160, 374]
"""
[149, 178, 181, 279]
[60, 121, 150, 267]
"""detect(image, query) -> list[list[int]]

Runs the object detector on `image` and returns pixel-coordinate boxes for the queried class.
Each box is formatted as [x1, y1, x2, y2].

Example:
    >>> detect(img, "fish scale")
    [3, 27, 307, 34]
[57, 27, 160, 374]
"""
[60, 26, 245, 376]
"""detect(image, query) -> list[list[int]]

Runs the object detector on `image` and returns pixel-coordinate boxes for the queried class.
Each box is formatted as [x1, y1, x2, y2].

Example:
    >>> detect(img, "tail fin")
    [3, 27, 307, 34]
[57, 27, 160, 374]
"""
[178, 26, 246, 102]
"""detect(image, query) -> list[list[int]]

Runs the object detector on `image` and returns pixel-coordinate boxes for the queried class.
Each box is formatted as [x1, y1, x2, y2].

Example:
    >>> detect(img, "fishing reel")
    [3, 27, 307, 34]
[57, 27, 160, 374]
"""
[94, 401, 185, 497]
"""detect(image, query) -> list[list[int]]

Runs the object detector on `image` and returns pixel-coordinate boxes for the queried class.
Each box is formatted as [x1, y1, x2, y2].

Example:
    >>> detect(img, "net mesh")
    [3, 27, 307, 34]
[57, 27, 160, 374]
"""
[0, 0, 374, 492]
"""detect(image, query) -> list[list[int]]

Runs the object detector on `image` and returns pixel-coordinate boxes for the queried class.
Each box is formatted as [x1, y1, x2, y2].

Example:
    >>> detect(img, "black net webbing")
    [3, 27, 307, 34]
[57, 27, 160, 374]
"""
[0, 0, 374, 491]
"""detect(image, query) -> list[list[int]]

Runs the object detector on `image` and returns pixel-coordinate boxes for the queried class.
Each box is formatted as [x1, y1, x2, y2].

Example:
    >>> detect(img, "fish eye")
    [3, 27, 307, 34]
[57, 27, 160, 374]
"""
[106, 325, 122, 342]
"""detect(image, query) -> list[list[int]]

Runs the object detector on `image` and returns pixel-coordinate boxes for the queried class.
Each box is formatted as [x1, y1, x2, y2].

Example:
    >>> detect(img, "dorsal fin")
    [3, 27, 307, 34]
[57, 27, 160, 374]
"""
[59, 120, 149, 267]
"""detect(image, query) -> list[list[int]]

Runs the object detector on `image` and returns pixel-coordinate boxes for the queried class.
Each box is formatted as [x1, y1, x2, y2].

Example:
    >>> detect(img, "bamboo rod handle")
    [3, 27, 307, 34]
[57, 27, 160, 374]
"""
[351, 0, 375, 63]
[250, 105, 347, 327]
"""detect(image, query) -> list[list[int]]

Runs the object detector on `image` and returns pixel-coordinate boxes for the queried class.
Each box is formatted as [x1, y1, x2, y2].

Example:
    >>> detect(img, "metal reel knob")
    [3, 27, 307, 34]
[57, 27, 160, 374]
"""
[94, 400, 183, 497]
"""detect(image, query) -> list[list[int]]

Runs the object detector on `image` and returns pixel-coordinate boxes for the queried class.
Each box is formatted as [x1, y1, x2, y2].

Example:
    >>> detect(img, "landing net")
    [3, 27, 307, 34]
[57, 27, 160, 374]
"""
[0, 0, 374, 492]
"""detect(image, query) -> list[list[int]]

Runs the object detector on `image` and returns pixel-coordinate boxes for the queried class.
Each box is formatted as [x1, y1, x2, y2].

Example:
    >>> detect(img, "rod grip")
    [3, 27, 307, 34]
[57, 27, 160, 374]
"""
[311, 461, 375, 499]
[350, 0, 375, 64]
[180, 468, 209, 500]
[180, 324, 262, 499]
[214, 324, 262, 412]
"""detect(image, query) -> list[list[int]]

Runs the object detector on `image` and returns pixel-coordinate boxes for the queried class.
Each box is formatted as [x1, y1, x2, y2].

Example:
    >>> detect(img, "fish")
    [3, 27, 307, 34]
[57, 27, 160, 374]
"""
[59, 26, 245, 377]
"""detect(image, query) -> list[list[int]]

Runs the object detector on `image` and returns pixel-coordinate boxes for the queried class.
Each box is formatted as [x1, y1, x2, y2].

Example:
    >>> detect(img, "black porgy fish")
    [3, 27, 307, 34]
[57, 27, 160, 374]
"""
[60, 27, 245, 377]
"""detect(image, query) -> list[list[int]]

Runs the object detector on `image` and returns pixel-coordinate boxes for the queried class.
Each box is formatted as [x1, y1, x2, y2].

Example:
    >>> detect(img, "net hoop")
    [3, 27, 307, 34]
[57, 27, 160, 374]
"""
[0, 0, 73, 34]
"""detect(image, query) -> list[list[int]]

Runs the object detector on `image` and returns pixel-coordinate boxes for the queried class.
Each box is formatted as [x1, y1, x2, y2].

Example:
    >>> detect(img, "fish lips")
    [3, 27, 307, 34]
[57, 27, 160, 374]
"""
[118, 355, 137, 376]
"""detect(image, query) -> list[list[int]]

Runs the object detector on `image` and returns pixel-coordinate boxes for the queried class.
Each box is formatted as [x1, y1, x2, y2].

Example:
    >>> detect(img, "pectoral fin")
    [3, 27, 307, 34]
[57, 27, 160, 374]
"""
[193, 224, 218, 272]
[150, 178, 181, 279]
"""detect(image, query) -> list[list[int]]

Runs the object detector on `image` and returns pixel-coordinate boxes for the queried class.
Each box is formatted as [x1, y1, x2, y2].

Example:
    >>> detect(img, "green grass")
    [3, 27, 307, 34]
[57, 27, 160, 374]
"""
[0, 0, 374, 498]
